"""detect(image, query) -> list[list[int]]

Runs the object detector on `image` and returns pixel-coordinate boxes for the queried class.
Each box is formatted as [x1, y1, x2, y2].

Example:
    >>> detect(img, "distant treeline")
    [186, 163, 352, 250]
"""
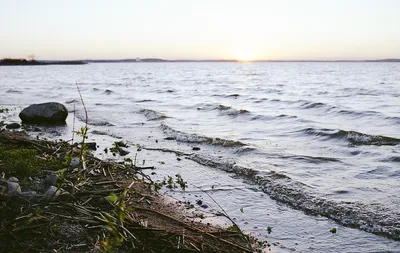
[0, 58, 86, 66]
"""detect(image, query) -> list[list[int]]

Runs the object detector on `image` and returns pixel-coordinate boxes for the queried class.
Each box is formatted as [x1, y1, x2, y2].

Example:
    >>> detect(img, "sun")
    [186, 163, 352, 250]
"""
[236, 52, 255, 62]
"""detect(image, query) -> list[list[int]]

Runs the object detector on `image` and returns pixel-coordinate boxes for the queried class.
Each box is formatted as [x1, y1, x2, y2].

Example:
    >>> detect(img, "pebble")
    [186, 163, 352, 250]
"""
[119, 148, 130, 156]
[70, 157, 80, 167]
[6, 123, 21, 129]
[192, 147, 201, 151]
[8, 182, 22, 195]
[42, 186, 61, 201]
[8, 177, 19, 183]
[116, 141, 128, 148]
[86, 142, 97, 151]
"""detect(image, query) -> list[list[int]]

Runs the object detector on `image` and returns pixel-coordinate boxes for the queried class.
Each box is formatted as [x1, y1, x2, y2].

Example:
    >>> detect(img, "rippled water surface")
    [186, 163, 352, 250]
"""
[1, 62, 400, 252]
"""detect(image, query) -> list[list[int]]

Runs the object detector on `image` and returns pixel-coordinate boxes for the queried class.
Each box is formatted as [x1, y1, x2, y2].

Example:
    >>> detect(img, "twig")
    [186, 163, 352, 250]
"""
[130, 205, 252, 252]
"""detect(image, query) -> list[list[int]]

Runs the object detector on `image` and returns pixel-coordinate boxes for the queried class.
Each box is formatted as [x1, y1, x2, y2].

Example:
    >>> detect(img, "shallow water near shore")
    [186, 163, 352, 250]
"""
[1, 62, 400, 252]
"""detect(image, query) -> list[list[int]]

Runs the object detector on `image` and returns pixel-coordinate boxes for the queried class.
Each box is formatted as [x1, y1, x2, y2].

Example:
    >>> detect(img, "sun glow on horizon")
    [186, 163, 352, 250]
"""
[236, 51, 256, 62]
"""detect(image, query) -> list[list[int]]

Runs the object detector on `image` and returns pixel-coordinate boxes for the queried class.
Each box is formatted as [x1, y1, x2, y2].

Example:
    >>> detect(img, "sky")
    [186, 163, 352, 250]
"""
[0, 0, 399, 61]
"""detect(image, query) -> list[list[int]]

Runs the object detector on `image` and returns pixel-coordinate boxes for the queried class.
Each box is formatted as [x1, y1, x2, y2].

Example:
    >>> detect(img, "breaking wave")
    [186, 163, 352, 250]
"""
[189, 154, 400, 240]
[160, 124, 247, 147]
[138, 109, 168, 121]
[103, 89, 115, 95]
[215, 104, 250, 117]
[302, 128, 400, 146]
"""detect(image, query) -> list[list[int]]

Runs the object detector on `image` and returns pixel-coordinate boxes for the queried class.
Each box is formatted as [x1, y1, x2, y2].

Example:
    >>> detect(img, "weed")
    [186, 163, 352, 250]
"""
[175, 173, 187, 190]
[0, 107, 9, 113]
[0, 145, 37, 178]
[227, 224, 241, 232]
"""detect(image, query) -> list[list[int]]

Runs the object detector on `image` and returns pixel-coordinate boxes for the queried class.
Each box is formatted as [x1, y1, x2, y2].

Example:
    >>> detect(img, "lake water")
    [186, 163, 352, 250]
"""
[1, 62, 400, 252]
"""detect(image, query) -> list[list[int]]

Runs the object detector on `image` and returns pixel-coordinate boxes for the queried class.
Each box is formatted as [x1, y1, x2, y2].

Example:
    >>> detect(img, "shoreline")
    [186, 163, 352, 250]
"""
[0, 58, 86, 66]
[0, 129, 266, 252]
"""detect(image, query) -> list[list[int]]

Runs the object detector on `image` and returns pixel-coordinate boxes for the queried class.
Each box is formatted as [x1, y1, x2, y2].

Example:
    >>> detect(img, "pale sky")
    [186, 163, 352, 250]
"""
[0, 0, 399, 61]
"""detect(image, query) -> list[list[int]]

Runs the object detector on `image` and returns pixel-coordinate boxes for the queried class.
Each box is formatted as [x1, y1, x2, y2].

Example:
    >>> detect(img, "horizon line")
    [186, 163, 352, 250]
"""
[2, 57, 400, 63]
[51, 58, 400, 63]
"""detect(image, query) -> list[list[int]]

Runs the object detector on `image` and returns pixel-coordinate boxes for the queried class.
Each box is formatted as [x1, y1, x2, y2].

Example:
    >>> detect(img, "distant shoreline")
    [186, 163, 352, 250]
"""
[0, 58, 86, 66]
[84, 58, 400, 63]
[1, 58, 399, 66]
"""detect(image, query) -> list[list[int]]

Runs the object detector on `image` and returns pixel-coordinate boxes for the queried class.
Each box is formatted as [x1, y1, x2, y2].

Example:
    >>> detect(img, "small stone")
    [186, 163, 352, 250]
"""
[6, 123, 21, 129]
[86, 142, 97, 151]
[42, 186, 61, 201]
[119, 148, 130, 156]
[192, 147, 201, 151]
[116, 141, 128, 148]
[8, 182, 22, 195]
[200, 204, 209, 209]
[70, 157, 80, 167]
[44, 173, 58, 186]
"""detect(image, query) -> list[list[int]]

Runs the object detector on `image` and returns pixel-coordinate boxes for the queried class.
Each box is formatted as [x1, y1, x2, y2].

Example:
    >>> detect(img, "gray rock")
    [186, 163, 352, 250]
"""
[70, 157, 80, 167]
[19, 102, 68, 125]
[6, 123, 21, 129]
[119, 148, 130, 156]
[42, 186, 61, 201]
[8, 182, 21, 195]
[8, 177, 19, 183]
[44, 173, 58, 186]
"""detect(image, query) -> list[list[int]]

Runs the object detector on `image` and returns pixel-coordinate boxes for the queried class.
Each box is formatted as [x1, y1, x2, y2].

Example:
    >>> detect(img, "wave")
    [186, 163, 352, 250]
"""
[215, 104, 250, 117]
[226, 94, 240, 98]
[195, 103, 250, 117]
[65, 99, 79, 104]
[87, 119, 114, 126]
[188, 154, 400, 240]
[76, 114, 114, 127]
[250, 115, 274, 121]
[136, 99, 154, 103]
[103, 89, 115, 95]
[379, 156, 400, 163]
[281, 154, 341, 164]
[160, 124, 247, 147]
[302, 128, 400, 146]
[91, 130, 122, 139]
[6, 89, 22, 94]
[299, 100, 336, 111]
[138, 109, 168, 121]
[250, 114, 298, 121]
[337, 109, 381, 118]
